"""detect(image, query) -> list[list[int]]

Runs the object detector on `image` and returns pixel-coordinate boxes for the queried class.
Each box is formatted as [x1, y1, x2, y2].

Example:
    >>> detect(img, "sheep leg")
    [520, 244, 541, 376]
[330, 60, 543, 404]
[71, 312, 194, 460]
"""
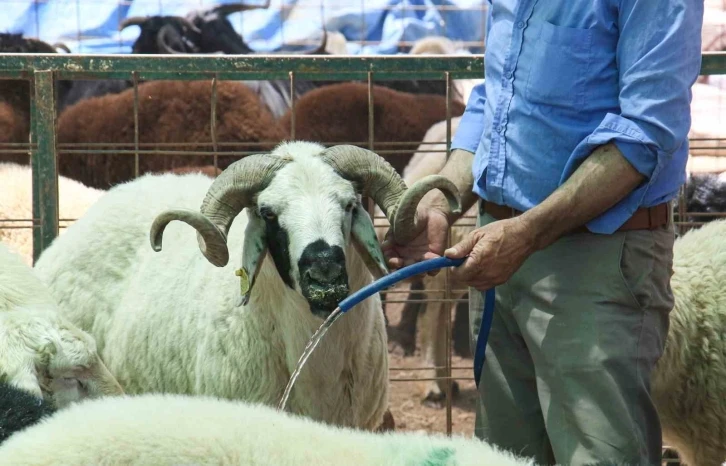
[420, 297, 460, 408]
[662, 427, 726, 466]
[452, 297, 471, 358]
[386, 280, 424, 356]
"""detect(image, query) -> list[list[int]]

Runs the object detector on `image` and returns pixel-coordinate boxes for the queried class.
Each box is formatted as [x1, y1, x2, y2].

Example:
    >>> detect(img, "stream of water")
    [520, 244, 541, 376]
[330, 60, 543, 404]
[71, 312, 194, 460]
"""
[277, 306, 344, 412]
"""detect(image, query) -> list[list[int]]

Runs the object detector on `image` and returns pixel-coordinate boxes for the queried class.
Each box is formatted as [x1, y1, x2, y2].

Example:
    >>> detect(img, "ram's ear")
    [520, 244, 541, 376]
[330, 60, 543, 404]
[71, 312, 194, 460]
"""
[350, 202, 389, 280]
[236, 212, 268, 307]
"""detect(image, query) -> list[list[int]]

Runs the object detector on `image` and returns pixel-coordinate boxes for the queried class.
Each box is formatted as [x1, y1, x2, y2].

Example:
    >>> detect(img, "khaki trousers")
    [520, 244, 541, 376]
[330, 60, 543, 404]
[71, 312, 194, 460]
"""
[469, 201, 675, 466]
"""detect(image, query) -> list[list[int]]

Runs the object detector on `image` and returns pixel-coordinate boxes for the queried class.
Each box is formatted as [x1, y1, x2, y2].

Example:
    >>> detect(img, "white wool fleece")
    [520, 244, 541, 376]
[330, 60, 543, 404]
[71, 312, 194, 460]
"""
[32, 142, 389, 430]
[0, 393, 535, 466]
[0, 162, 104, 266]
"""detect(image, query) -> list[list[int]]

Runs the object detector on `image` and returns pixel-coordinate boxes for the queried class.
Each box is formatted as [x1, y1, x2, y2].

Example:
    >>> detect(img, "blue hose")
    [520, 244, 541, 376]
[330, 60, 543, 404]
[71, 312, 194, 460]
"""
[338, 256, 466, 312]
[335, 255, 495, 391]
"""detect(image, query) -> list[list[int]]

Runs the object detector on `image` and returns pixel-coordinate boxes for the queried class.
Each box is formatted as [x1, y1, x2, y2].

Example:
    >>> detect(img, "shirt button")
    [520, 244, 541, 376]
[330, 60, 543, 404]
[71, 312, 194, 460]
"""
[496, 125, 503, 133]
[504, 71, 512, 79]
[516, 21, 525, 28]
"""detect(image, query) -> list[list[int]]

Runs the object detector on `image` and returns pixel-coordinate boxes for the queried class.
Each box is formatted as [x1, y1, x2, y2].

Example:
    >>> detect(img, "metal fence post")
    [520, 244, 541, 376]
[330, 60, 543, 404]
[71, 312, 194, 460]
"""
[30, 70, 59, 263]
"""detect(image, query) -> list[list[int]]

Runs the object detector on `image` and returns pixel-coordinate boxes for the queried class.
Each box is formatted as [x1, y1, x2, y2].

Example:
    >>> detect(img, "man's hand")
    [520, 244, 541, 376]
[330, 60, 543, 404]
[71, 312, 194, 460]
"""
[444, 216, 536, 291]
[381, 206, 450, 273]
[444, 142, 645, 290]
[381, 148, 478, 275]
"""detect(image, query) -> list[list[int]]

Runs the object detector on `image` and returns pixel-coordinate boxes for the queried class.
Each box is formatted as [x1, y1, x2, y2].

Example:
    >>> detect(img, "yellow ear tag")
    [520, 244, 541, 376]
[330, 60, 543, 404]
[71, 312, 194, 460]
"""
[235, 268, 250, 296]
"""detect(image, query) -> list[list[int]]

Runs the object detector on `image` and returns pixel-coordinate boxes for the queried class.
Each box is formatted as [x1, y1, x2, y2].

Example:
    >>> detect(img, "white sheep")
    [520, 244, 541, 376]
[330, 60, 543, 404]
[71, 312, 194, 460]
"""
[650, 218, 726, 466]
[31, 141, 461, 431]
[0, 241, 124, 409]
[0, 392, 535, 466]
[0, 162, 105, 266]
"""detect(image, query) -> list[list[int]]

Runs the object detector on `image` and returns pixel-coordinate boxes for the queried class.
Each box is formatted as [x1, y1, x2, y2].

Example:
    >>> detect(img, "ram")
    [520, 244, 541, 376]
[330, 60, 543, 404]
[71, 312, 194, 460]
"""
[0, 242, 124, 414]
[0, 392, 535, 466]
[32, 141, 461, 431]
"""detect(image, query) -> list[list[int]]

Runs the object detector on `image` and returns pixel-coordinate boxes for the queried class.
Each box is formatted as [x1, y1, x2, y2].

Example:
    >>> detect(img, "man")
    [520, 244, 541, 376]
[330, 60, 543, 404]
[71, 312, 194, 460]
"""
[382, 1, 704, 465]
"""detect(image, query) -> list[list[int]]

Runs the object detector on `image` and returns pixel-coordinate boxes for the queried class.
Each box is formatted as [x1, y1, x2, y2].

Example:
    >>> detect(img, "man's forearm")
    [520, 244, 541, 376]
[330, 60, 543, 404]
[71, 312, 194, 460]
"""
[519, 142, 646, 251]
[422, 148, 479, 223]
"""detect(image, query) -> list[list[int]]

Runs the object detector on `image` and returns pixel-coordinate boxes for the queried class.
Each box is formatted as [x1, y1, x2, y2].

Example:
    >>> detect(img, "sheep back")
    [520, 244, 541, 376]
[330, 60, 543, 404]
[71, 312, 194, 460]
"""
[0, 393, 534, 466]
[0, 162, 104, 266]
[56, 79, 285, 189]
[651, 219, 726, 466]
[278, 82, 465, 175]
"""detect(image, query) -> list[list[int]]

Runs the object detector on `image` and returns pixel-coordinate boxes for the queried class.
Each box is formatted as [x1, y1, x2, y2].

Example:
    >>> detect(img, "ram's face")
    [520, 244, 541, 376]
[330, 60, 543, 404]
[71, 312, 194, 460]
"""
[254, 163, 361, 318]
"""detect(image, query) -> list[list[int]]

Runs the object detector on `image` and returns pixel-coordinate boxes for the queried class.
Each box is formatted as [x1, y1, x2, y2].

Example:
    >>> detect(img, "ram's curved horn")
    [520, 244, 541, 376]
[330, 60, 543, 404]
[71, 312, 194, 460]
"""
[24, 38, 58, 54]
[169, 16, 202, 34]
[119, 15, 201, 34]
[53, 42, 71, 53]
[318, 145, 462, 245]
[306, 29, 328, 55]
[213, 1, 271, 17]
[156, 25, 187, 54]
[119, 16, 150, 31]
[150, 154, 290, 267]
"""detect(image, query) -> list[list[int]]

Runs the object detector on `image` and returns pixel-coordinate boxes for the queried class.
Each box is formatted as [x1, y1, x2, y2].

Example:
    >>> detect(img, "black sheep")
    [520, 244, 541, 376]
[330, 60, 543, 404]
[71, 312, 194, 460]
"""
[0, 382, 56, 445]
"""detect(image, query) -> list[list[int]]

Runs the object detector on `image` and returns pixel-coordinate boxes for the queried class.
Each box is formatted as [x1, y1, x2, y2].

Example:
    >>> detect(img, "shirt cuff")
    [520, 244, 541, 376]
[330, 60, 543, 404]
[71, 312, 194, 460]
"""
[451, 87, 486, 154]
[559, 113, 666, 234]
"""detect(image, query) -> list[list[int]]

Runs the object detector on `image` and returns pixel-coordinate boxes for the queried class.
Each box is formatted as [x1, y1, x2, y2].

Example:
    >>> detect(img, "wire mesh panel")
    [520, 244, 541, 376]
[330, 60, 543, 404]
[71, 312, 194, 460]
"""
[1, 49, 726, 465]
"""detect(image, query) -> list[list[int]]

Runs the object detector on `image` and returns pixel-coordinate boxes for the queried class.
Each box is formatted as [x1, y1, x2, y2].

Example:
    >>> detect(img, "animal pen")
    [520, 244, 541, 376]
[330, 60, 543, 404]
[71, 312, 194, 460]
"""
[1, 44, 726, 466]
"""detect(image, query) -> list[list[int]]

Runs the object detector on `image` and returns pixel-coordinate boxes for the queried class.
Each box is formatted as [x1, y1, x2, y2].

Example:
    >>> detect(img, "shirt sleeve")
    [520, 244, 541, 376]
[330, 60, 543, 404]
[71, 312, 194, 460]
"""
[451, 3, 491, 155]
[450, 82, 487, 154]
[559, 0, 704, 234]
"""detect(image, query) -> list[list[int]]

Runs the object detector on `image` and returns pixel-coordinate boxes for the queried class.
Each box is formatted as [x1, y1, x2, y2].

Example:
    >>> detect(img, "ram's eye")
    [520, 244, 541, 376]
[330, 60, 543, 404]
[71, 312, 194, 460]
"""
[259, 207, 276, 220]
[345, 201, 355, 213]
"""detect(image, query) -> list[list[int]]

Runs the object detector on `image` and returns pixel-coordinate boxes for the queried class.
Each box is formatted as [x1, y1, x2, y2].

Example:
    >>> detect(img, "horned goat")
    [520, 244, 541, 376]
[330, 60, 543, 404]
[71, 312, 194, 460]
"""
[55, 78, 284, 189]
[0, 162, 105, 266]
[117, 4, 343, 120]
[0, 392, 535, 466]
[0, 242, 124, 412]
[32, 141, 462, 431]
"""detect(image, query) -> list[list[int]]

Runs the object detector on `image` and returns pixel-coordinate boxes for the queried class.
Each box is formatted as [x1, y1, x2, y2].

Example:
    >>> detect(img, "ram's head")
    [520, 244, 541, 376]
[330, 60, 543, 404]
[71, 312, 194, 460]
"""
[150, 142, 461, 318]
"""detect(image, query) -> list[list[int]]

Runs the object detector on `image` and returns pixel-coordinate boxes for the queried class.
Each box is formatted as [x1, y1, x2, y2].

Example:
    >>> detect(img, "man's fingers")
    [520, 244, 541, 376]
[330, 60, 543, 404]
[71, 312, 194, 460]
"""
[444, 231, 479, 259]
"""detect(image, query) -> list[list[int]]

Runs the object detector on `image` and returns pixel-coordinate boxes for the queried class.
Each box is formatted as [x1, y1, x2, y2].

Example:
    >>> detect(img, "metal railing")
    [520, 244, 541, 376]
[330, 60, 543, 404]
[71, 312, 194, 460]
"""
[1, 51, 726, 456]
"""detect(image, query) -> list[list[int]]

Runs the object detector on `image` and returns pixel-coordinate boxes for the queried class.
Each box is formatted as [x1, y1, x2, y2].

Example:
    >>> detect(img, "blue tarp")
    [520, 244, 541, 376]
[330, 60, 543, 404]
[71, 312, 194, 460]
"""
[0, 0, 487, 55]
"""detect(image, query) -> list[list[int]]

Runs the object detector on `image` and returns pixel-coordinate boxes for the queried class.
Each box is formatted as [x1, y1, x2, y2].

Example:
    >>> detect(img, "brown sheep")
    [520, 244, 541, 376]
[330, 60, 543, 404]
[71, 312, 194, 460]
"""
[277, 82, 466, 175]
[0, 34, 64, 165]
[0, 101, 29, 165]
[56, 79, 285, 189]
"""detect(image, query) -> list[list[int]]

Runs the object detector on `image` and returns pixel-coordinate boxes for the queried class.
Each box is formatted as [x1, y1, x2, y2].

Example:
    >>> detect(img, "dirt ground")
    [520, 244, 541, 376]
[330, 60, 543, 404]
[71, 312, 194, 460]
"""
[382, 286, 477, 436]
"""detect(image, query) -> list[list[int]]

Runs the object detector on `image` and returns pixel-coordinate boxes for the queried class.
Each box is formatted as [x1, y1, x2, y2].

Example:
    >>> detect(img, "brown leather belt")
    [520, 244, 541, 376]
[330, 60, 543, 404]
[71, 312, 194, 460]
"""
[479, 200, 670, 233]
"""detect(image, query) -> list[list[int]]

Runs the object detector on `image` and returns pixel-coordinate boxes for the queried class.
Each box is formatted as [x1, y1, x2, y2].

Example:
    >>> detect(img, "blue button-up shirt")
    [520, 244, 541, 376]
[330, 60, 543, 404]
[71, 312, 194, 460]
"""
[451, 0, 704, 233]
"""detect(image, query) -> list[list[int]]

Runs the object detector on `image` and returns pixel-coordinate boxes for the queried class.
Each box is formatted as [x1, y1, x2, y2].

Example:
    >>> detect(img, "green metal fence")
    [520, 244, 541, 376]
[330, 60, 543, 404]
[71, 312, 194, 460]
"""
[1, 52, 726, 449]
[2, 51, 725, 261]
